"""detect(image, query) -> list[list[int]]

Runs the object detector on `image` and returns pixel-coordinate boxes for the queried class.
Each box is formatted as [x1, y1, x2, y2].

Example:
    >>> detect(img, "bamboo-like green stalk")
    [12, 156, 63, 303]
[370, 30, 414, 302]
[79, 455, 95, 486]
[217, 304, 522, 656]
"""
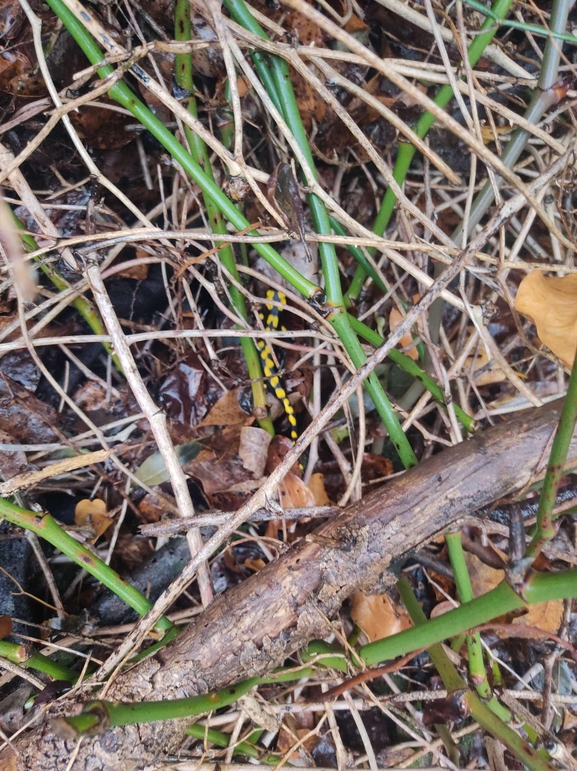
[174, 0, 273, 437]
[45, 0, 419, 467]
[445, 533, 509, 719]
[0, 498, 172, 633]
[0, 640, 78, 682]
[462, 0, 577, 43]
[452, 0, 572, 244]
[399, 578, 555, 771]
[355, 569, 577, 666]
[223, 0, 417, 469]
[346, 0, 516, 302]
[44, 0, 318, 301]
[186, 725, 281, 764]
[528, 352, 577, 557]
[58, 665, 318, 734]
[11, 211, 123, 373]
[348, 314, 474, 431]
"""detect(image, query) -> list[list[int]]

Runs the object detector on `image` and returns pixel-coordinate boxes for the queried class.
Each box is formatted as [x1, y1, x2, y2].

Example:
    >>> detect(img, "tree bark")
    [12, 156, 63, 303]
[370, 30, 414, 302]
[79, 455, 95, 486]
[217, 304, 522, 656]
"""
[3, 402, 574, 770]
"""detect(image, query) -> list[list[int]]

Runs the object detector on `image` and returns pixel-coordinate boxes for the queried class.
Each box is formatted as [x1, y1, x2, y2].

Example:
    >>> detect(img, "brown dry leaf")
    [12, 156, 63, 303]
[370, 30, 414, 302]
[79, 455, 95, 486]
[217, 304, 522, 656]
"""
[515, 270, 577, 366]
[0, 615, 12, 640]
[308, 472, 329, 506]
[115, 252, 149, 280]
[344, 13, 369, 34]
[70, 103, 136, 150]
[278, 472, 316, 509]
[466, 343, 507, 386]
[74, 498, 112, 542]
[351, 592, 412, 642]
[465, 552, 563, 633]
[277, 713, 316, 758]
[199, 389, 253, 428]
[236, 75, 248, 98]
[239, 426, 272, 477]
[390, 297, 420, 360]
[292, 74, 326, 130]
[480, 125, 512, 143]
[244, 558, 266, 573]
[430, 600, 459, 618]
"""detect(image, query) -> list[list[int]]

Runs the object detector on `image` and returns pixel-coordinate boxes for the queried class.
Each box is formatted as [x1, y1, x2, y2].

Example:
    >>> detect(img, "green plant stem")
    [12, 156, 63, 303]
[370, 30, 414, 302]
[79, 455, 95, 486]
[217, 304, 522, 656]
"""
[224, 0, 417, 469]
[44, 0, 318, 302]
[357, 570, 577, 666]
[329, 216, 388, 300]
[461, 0, 577, 44]
[348, 314, 474, 431]
[455, 0, 571, 241]
[0, 498, 172, 633]
[11, 211, 123, 373]
[174, 0, 273, 436]
[346, 0, 516, 302]
[46, 0, 418, 466]
[445, 534, 509, 719]
[61, 665, 319, 734]
[186, 725, 280, 764]
[528, 352, 577, 557]
[330, 311, 417, 466]
[0, 640, 77, 682]
[399, 578, 554, 771]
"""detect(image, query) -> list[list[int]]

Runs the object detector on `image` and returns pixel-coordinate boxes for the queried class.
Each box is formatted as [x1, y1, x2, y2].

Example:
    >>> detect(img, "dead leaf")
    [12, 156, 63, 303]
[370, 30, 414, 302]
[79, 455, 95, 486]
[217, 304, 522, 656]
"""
[199, 388, 253, 428]
[466, 343, 507, 386]
[239, 695, 278, 732]
[390, 297, 420, 360]
[430, 600, 459, 618]
[279, 472, 316, 509]
[74, 498, 112, 542]
[244, 558, 266, 573]
[466, 552, 563, 632]
[515, 270, 577, 366]
[308, 473, 329, 506]
[238, 426, 271, 477]
[0, 615, 12, 640]
[277, 713, 316, 758]
[351, 592, 412, 642]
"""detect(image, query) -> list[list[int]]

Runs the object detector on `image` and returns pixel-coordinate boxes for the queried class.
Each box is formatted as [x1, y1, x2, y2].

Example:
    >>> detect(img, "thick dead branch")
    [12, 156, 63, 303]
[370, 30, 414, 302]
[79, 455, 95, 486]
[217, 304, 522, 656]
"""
[3, 402, 575, 770]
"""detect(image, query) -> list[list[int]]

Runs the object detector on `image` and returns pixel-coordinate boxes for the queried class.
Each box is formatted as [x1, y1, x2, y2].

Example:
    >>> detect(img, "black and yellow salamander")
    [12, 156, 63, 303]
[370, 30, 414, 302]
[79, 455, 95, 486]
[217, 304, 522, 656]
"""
[256, 289, 298, 442]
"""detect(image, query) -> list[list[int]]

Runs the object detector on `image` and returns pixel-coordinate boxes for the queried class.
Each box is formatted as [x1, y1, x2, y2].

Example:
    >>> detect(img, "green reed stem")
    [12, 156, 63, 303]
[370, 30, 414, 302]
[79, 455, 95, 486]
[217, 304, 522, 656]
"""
[174, 0, 273, 435]
[0, 498, 172, 634]
[346, 0, 516, 302]
[224, 0, 417, 468]
[11, 211, 123, 373]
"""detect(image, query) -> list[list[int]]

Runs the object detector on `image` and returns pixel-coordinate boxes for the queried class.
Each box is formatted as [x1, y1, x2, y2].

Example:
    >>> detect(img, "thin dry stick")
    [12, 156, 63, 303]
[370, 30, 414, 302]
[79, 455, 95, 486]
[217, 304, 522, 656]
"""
[86, 265, 213, 606]
[0, 657, 46, 691]
[281, 0, 573, 249]
[26, 532, 66, 620]
[227, 33, 467, 312]
[89, 171, 546, 682]
[373, 0, 531, 78]
[14, 1, 213, 604]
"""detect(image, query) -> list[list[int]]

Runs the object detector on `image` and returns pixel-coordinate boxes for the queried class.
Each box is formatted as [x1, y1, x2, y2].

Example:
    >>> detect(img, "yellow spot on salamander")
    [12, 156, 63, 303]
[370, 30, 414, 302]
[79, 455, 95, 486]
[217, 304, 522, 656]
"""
[258, 289, 298, 443]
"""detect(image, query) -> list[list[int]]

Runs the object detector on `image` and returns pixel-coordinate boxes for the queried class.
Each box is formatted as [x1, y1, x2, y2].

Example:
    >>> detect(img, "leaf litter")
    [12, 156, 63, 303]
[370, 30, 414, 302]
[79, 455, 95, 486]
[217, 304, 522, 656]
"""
[0, 0, 576, 766]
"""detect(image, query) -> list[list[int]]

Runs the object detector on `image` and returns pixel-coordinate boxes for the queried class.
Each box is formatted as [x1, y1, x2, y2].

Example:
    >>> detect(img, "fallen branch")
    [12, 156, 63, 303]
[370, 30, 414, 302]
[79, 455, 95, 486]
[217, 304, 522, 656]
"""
[4, 401, 576, 770]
